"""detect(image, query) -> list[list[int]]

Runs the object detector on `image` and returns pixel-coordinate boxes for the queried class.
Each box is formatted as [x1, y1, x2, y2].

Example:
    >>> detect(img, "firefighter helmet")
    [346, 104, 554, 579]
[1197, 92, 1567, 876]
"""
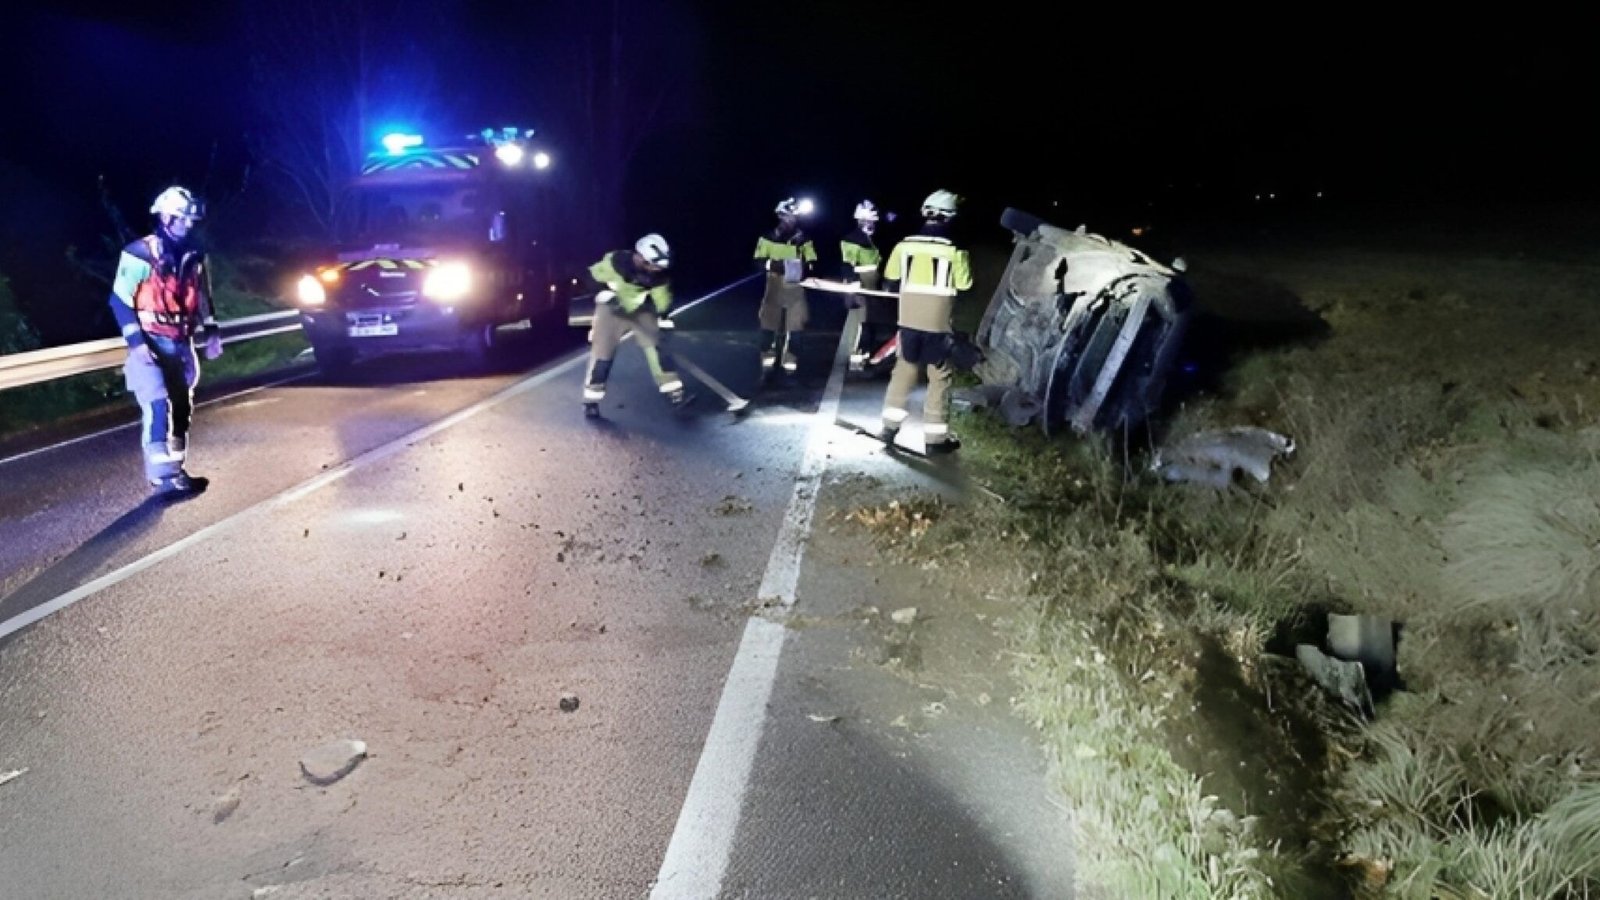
[853, 200, 879, 223]
[920, 190, 959, 221]
[151, 185, 204, 224]
[635, 233, 671, 269]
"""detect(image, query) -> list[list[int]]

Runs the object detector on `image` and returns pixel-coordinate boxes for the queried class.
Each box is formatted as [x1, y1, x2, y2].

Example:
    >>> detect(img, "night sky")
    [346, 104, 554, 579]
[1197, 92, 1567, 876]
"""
[1, 2, 1593, 340]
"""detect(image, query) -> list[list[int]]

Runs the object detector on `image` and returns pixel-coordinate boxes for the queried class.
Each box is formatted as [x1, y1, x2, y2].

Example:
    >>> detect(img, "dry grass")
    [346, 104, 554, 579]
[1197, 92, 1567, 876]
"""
[876, 235, 1600, 897]
[1184, 245, 1600, 897]
[1440, 464, 1600, 617]
[865, 412, 1303, 897]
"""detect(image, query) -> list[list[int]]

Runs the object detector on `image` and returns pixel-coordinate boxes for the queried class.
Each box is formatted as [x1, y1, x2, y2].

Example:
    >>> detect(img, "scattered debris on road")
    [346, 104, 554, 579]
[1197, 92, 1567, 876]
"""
[891, 607, 919, 625]
[713, 495, 753, 516]
[212, 783, 243, 824]
[1153, 426, 1295, 488]
[0, 767, 26, 787]
[559, 693, 580, 713]
[299, 739, 367, 786]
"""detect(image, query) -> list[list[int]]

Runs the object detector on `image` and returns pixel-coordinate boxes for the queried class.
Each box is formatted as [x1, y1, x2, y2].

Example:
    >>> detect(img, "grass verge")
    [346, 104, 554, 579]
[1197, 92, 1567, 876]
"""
[846, 224, 1600, 898]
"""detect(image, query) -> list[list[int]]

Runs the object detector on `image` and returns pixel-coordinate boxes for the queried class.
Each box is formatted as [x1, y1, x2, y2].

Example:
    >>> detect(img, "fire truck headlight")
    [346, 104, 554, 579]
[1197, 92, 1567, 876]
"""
[423, 262, 472, 302]
[297, 274, 326, 306]
[532, 151, 552, 170]
[495, 143, 525, 167]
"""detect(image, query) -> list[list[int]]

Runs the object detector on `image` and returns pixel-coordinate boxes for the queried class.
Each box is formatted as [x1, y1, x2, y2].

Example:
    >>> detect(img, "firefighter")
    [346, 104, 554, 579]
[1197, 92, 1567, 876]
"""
[839, 199, 888, 372]
[108, 185, 222, 497]
[880, 190, 973, 454]
[753, 197, 818, 374]
[581, 233, 688, 418]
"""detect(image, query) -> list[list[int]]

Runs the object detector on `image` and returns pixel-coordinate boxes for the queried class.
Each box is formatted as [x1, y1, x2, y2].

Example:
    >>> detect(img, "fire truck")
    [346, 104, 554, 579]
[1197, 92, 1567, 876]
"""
[292, 128, 568, 373]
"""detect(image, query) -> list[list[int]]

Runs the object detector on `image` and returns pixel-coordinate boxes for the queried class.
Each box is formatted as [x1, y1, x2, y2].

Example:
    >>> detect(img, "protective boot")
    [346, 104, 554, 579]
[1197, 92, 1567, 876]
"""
[151, 470, 209, 498]
[582, 358, 611, 418]
[759, 330, 778, 375]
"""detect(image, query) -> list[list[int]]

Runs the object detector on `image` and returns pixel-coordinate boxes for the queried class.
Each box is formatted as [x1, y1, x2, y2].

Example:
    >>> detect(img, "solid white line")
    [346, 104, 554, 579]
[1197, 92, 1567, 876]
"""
[757, 309, 854, 607]
[0, 352, 584, 642]
[0, 274, 758, 642]
[0, 370, 317, 468]
[650, 291, 853, 900]
[649, 617, 787, 900]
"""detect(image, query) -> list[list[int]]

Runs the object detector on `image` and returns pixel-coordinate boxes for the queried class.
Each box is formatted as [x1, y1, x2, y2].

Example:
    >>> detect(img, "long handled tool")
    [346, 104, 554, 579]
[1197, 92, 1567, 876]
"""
[674, 352, 750, 414]
[799, 277, 900, 299]
[656, 318, 750, 414]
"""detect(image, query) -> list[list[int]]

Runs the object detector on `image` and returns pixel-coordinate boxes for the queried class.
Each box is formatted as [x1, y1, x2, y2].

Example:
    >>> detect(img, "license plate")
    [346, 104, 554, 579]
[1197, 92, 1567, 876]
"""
[348, 323, 398, 337]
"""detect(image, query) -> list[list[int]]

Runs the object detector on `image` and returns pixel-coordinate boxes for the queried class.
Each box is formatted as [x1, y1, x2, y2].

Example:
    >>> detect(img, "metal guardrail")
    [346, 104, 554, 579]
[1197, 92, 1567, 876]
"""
[0, 310, 304, 393]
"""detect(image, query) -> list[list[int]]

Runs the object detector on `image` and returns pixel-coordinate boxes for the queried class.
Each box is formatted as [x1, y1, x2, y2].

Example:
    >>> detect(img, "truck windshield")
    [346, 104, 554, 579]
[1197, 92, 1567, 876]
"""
[341, 183, 493, 245]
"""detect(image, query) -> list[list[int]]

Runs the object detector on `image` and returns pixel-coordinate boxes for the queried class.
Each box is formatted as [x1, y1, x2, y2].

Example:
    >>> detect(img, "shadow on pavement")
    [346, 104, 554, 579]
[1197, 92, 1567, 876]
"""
[722, 710, 1058, 899]
[0, 497, 169, 644]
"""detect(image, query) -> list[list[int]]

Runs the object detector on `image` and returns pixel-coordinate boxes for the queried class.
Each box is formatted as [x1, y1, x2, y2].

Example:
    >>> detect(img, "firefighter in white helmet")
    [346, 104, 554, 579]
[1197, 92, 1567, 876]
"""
[753, 197, 818, 375]
[879, 190, 973, 454]
[840, 199, 892, 372]
[107, 185, 223, 497]
[579, 233, 689, 418]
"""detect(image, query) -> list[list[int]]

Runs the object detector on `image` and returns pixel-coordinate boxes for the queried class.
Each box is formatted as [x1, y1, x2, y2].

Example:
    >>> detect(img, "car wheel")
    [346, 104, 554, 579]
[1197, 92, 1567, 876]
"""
[463, 323, 497, 365]
[312, 341, 355, 377]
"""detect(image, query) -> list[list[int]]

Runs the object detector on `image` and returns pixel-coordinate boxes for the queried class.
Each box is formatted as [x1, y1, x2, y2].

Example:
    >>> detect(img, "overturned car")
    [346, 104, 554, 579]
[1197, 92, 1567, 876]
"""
[973, 209, 1192, 435]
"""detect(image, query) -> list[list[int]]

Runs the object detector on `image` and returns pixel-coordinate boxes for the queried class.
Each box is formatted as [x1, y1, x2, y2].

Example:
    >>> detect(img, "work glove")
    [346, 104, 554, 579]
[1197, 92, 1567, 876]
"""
[202, 326, 223, 360]
[947, 331, 985, 371]
[596, 289, 620, 310]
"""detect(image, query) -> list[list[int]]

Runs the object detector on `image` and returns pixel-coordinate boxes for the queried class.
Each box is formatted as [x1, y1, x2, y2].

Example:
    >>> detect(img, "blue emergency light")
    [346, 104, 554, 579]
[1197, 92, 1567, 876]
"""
[381, 133, 424, 155]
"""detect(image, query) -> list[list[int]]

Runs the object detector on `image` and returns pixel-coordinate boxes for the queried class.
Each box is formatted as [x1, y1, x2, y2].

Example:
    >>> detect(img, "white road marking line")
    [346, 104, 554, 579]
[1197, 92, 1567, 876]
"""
[0, 370, 315, 468]
[0, 275, 757, 642]
[650, 293, 854, 900]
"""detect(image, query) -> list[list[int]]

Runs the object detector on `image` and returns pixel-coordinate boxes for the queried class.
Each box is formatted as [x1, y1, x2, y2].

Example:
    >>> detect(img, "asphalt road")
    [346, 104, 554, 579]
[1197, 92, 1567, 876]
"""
[0, 279, 1074, 899]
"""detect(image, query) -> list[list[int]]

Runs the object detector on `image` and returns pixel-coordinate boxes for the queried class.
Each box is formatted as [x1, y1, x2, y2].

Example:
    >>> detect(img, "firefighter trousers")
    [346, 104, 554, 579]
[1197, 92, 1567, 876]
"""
[124, 335, 200, 482]
[846, 271, 893, 359]
[583, 302, 682, 401]
[881, 328, 954, 446]
[758, 273, 808, 370]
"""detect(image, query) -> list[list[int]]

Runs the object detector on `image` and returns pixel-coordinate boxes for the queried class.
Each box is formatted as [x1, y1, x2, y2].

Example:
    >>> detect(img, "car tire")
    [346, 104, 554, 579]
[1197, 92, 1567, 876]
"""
[1000, 207, 1046, 236]
[463, 323, 497, 365]
[312, 342, 356, 377]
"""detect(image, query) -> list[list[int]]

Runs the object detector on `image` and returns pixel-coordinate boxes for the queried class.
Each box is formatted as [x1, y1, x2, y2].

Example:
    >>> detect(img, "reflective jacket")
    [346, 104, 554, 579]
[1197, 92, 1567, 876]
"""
[839, 227, 881, 282]
[754, 228, 818, 276]
[588, 250, 672, 316]
[883, 232, 973, 332]
[110, 235, 215, 342]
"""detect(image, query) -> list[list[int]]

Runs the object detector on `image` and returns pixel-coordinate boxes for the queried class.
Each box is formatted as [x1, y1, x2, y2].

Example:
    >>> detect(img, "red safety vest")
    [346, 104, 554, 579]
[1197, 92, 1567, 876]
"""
[133, 236, 206, 339]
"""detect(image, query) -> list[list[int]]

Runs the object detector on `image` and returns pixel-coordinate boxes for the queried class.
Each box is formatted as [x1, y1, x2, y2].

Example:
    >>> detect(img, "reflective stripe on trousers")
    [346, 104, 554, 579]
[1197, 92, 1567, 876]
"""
[583, 302, 680, 401]
[125, 336, 199, 481]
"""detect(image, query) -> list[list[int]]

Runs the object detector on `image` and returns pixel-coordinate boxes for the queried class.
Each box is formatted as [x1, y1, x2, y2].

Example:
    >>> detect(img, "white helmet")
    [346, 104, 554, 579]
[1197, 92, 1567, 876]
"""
[920, 190, 959, 220]
[151, 185, 204, 223]
[635, 233, 671, 269]
[853, 200, 879, 223]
